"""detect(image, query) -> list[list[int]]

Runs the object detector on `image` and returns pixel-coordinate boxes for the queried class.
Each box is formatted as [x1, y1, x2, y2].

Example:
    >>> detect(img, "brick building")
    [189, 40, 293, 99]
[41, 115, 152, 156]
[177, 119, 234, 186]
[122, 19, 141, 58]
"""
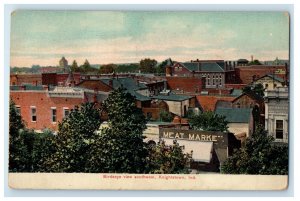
[235, 65, 288, 85]
[42, 72, 81, 86]
[10, 86, 85, 131]
[10, 74, 42, 86]
[166, 59, 236, 89]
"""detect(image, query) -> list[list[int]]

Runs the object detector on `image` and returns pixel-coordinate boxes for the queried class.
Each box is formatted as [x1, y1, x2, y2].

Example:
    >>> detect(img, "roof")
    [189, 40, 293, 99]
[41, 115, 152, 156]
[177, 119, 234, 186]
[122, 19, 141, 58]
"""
[231, 89, 243, 96]
[152, 93, 192, 101]
[215, 100, 232, 109]
[196, 96, 236, 112]
[76, 80, 113, 92]
[256, 74, 285, 83]
[163, 139, 213, 163]
[10, 85, 44, 91]
[215, 108, 252, 123]
[180, 62, 225, 72]
[130, 90, 151, 101]
[232, 91, 264, 103]
[100, 77, 147, 91]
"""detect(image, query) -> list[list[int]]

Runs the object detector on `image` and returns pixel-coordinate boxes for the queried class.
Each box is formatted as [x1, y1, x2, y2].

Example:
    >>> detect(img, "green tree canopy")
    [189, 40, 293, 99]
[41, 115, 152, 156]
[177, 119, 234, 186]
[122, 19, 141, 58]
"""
[86, 87, 148, 173]
[139, 58, 158, 73]
[45, 102, 102, 172]
[70, 60, 79, 72]
[9, 100, 55, 172]
[188, 111, 229, 132]
[248, 59, 262, 65]
[98, 64, 117, 74]
[242, 83, 265, 98]
[221, 125, 288, 175]
[146, 140, 192, 174]
[159, 110, 173, 122]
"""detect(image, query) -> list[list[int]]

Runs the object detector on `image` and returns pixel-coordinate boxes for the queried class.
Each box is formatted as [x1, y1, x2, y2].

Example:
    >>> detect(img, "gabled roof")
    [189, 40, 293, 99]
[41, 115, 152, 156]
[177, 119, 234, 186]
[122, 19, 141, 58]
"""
[254, 74, 285, 83]
[179, 62, 225, 72]
[232, 91, 264, 103]
[76, 80, 113, 92]
[215, 108, 252, 123]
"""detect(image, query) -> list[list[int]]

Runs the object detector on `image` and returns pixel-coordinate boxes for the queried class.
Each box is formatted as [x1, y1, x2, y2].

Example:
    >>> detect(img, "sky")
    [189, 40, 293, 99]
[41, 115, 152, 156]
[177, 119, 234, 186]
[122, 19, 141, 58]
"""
[10, 11, 290, 67]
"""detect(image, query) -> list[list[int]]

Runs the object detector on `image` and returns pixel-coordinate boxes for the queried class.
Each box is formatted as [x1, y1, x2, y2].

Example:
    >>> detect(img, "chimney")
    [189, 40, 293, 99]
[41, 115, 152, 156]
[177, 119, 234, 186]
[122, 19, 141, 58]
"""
[251, 55, 254, 62]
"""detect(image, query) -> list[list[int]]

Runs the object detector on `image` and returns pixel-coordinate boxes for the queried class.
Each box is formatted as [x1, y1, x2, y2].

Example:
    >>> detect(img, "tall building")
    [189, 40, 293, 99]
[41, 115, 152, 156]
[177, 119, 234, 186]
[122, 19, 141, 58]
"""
[264, 87, 289, 143]
[59, 57, 69, 73]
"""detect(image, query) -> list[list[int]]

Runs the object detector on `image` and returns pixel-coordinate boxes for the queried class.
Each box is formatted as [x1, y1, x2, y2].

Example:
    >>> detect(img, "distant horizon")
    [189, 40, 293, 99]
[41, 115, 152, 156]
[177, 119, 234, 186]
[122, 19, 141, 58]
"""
[10, 57, 290, 68]
[11, 11, 289, 67]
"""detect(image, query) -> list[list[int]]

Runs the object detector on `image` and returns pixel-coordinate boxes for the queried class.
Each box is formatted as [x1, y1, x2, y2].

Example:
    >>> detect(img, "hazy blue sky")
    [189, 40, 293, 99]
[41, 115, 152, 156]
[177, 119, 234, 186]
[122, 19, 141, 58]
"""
[11, 11, 289, 67]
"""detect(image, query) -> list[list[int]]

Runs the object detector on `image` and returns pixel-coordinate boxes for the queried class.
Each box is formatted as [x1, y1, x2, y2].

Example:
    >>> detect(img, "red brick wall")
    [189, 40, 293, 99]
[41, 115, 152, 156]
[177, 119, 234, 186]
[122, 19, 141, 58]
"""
[10, 91, 84, 131]
[225, 84, 247, 89]
[42, 73, 81, 86]
[235, 65, 287, 84]
[10, 74, 42, 86]
[166, 77, 202, 93]
[142, 108, 161, 120]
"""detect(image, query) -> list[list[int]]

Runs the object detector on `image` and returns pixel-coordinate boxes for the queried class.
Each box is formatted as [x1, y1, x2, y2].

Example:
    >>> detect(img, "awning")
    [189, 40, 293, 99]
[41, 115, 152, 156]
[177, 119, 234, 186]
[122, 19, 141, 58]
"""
[163, 139, 213, 163]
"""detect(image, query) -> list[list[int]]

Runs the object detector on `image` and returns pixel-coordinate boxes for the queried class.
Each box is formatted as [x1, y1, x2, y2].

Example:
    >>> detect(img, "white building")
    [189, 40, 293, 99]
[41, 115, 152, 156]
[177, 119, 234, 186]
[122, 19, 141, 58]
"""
[264, 87, 289, 143]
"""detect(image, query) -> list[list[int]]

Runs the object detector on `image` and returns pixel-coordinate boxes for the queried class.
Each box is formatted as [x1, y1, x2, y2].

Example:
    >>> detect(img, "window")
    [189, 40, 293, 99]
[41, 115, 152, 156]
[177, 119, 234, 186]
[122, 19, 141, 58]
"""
[147, 112, 152, 119]
[51, 108, 57, 123]
[265, 84, 269, 88]
[275, 120, 284, 139]
[15, 105, 21, 114]
[63, 108, 70, 118]
[274, 83, 277, 88]
[31, 107, 37, 122]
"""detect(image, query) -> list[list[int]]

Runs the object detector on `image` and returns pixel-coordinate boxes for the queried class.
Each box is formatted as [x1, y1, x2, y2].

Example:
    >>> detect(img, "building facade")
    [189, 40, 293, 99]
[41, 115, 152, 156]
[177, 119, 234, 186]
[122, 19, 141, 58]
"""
[264, 87, 289, 143]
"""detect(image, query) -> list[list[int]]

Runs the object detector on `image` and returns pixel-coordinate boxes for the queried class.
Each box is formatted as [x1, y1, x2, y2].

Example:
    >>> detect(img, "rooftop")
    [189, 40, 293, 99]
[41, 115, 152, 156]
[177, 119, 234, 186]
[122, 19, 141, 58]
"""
[151, 93, 192, 101]
[180, 62, 225, 72]
[215, 108, 252, 123]
[100, 77, 147, 91]
[196, 95, 236, 112]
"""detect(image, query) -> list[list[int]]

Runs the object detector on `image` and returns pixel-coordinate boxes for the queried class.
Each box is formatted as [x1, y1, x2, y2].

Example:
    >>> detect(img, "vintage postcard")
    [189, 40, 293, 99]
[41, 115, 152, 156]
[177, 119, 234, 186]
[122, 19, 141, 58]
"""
[8, 11, 289, 190]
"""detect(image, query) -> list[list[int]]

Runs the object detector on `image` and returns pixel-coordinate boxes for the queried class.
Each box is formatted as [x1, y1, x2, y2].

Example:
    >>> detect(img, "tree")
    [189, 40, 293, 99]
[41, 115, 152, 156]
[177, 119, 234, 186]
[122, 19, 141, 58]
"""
[139, 58, 157, 73]
[80, 59, 98, 73]
[242, 83, 264, 98]
[159, 110, 173, 122]
[44, 102, 102, 172]
[156, 59, 171, 75]
[188, 111, 229, 132]
[86, 87, 148, 173]
[98, 64, 117, 74]
[248, 59, 262, 65]
[116, 63, 139, 73]
[70, 60, 79, 72]
[9, 100, 28, 172]
[146, 140, 192, 174]
[221, 125, 288, 175]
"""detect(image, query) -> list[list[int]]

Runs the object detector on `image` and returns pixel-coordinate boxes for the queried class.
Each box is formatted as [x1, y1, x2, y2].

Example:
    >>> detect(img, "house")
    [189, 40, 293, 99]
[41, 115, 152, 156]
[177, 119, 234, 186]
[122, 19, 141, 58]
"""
[264, 87, 289, 143]
[252, 74, 285, 90]
[166, 59, 236, 89]
[150, 93, 196, 117]
[196, 95, 236, 112]
[215, 107, 254, 138]
[235, 64, 288, 84]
